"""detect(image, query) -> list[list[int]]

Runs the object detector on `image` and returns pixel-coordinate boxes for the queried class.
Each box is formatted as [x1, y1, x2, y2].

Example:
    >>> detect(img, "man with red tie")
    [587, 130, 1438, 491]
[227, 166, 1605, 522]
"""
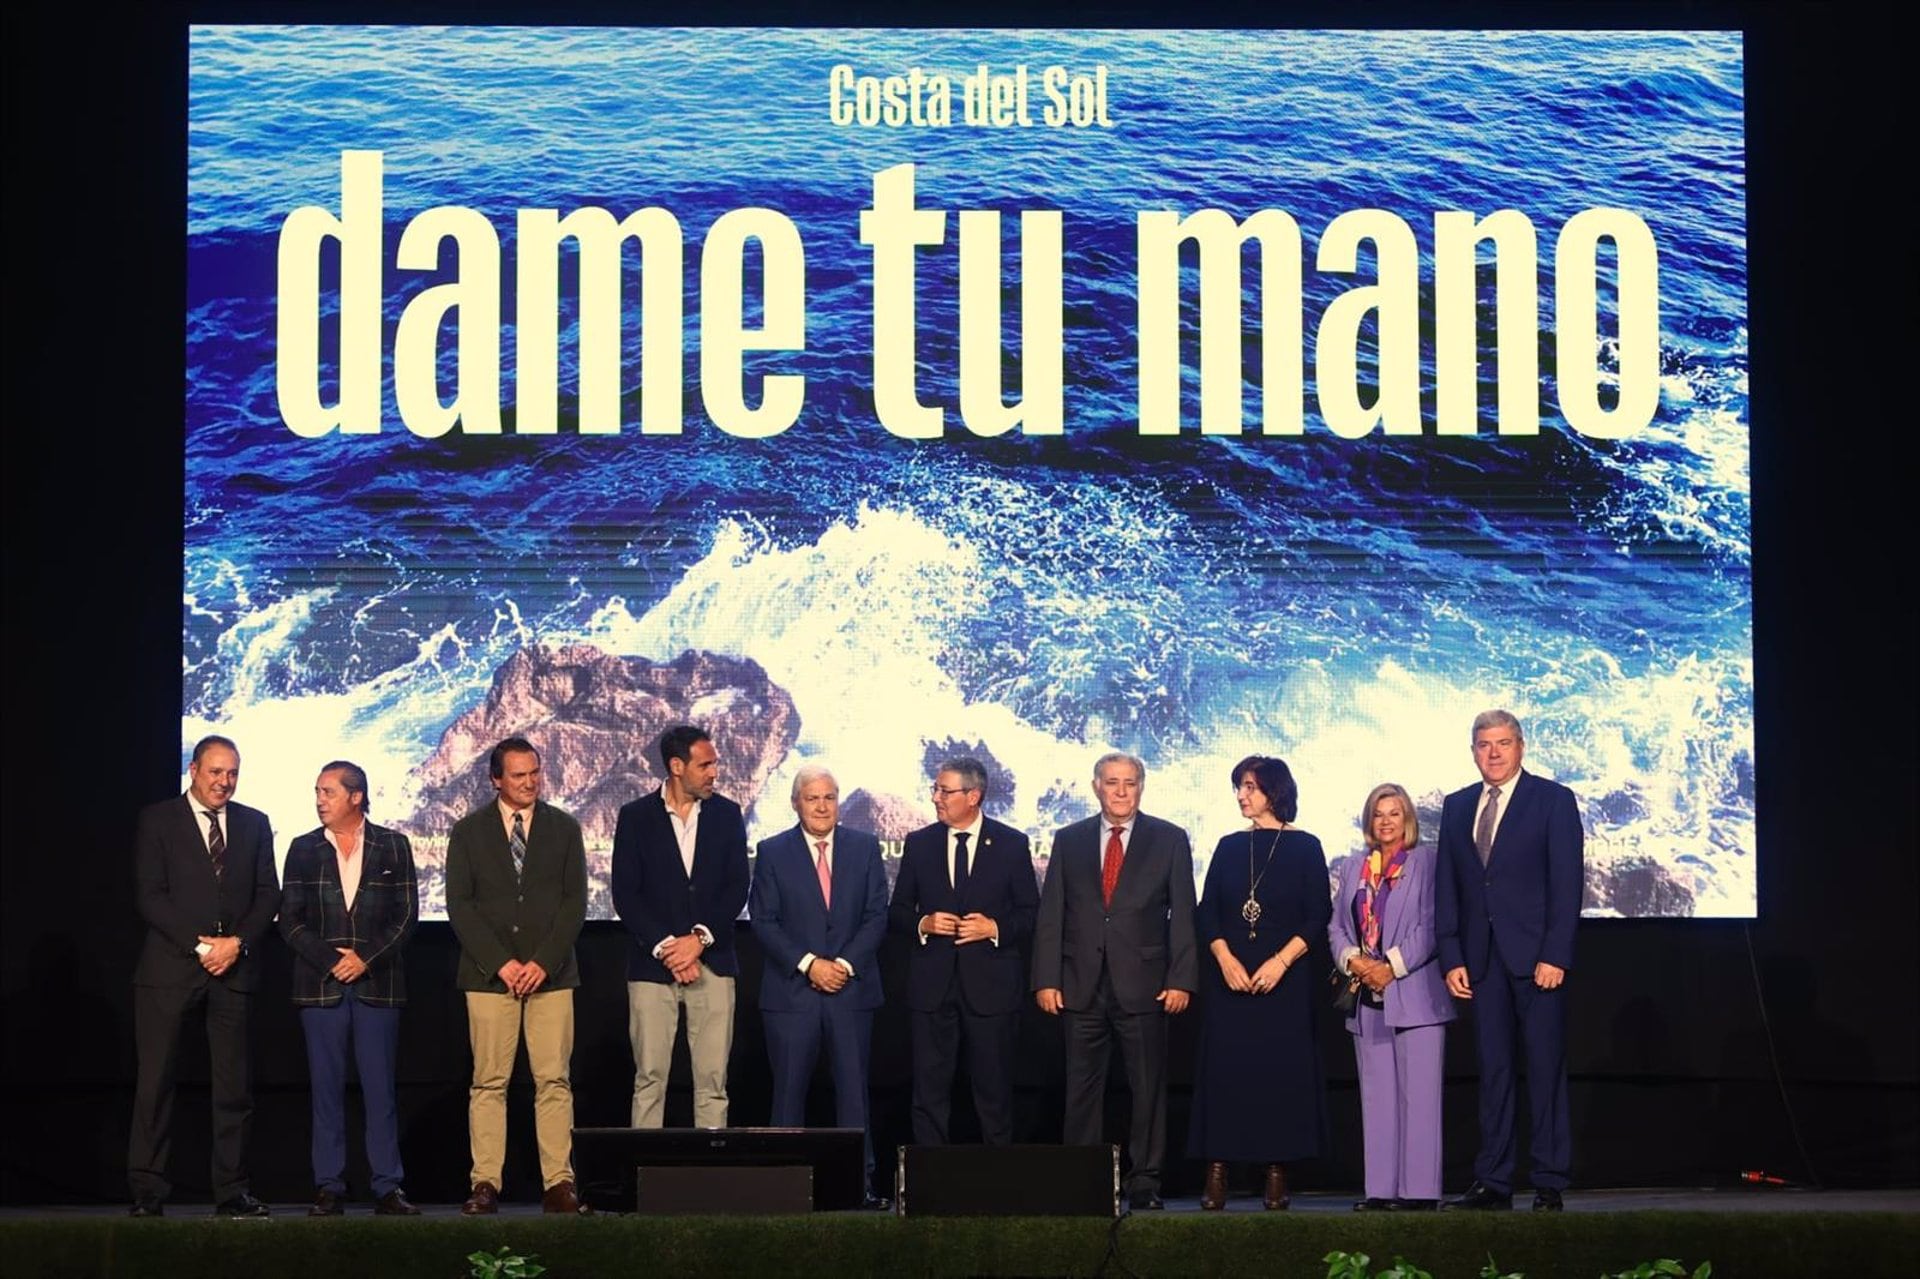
[1031, 752, 1197, 1210]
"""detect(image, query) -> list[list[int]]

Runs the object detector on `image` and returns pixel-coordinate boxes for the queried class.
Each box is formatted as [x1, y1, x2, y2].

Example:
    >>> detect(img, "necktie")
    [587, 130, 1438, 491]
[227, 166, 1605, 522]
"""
[953, 832, 971, 898]
[1475, 785, 1501, 865]
[815, 840, 832, 909]
[205, 809, 226, 880]
[510, 811, 527, 880]
[1101, 825, 1124, 907]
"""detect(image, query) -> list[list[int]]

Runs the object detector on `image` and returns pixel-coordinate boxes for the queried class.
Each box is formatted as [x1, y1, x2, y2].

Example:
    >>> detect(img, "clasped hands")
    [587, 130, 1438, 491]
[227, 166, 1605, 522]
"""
[1215, 950, 1292, 996]
[195, 934, 242, 976]
[920, 911, 998, 945]
[806, 957, 852, 994]
[494, 957, 551, 997]
[1348, 954, 1394, 994]
[659, 933, 708, 984]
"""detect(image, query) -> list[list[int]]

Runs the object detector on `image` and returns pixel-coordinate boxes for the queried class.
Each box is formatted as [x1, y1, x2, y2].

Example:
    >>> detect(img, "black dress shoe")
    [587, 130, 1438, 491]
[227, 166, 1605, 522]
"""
[1390, 1198, 1439, 1211]
[213, 1192, 272, 1218]
[1532, 1187, 1565, 1212]
[1442, 1182, 1512, 1211]
[309, 1188, 344, 1217]
[862, 1192, 892, 1211]
[1352, 1197, 1393, 1212]
[1129, 1193, 1165, 1211]
[128, 1199, 165, 1218]
[375, 1189, 422, 1216]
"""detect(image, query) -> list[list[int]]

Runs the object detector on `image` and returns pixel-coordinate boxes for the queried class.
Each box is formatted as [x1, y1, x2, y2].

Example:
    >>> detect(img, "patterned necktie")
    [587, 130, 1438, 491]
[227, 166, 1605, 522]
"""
[510, 810, 527, 880]
[815, 840, 832, 909]
[1475, 785, 1501, 865]
[952, 831, 971, 897]
[1101, 825, 1124, 906]
[205, 809, 226, 879]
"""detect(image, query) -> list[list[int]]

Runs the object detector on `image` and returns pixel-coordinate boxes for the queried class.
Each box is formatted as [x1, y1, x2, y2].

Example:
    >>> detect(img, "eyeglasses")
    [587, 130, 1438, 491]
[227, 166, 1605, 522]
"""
[930, 785, 975, 797]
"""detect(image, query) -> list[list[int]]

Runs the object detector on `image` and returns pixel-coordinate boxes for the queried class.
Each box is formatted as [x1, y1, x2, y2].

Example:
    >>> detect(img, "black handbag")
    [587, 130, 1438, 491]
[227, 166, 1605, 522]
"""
[1330, 966, 1361, 1014]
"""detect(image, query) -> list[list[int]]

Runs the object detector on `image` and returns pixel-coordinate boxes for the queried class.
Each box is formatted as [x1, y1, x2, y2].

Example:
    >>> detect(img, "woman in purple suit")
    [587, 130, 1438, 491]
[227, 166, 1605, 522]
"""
[1330, 782, 1456, 1211]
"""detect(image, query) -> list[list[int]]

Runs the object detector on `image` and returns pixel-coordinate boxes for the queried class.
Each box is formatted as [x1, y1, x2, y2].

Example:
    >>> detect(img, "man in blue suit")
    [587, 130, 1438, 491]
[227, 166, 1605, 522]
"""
[889, 755, 1038, 1146]
[750, 764, 890, 1207]
[1435, 709, 1584, 1212]
[611, 724, 751, 1128]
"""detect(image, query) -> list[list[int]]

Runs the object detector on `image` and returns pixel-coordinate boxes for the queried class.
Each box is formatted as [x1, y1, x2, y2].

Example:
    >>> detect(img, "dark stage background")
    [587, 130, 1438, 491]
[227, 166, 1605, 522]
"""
[3, 2, 1913, 1205]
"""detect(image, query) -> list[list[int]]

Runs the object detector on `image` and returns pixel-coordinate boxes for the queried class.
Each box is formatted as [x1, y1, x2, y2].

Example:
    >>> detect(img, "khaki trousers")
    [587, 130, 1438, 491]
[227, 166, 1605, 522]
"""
[465, 989, 574, 1190]
[628, 972, 734, 1128]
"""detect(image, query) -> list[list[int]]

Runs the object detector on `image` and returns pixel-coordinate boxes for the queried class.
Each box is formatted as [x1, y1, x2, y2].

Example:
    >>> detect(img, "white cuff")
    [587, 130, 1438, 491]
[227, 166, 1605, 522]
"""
[798, 951, 817, 975]
[651, 936, 673, 961]
[834, 957, 855, 977]
[693, 924, 715, 947]
[1387, 946, 1409, 980]
[1337, 945, 1361, 974]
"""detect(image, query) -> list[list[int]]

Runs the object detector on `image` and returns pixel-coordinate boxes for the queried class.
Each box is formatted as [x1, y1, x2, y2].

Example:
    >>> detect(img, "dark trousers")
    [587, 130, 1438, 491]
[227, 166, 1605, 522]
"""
[300, 998, 406, 1197]
[910, 980, 1016, 1145]
[1062, 968, 1168, 1198]
[765, 1002, 877, 1188]
[128, 979, 252, 1203]
[1471, 960, 1571, 1193]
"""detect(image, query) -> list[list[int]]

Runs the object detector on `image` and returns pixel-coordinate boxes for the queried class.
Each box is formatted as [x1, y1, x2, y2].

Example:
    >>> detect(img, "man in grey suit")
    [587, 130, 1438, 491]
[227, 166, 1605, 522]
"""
[1031, 751, 1197, 1211]
[445, 737, 591, 1216]
[128, 734, 280, 1218]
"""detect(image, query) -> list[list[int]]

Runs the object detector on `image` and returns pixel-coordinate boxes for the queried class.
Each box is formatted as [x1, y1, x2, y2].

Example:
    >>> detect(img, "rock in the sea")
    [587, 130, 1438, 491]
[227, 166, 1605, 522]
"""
[841, 789, 927, 842]
[1583, 855, 1694, 917]
[407, 644, 799, 842]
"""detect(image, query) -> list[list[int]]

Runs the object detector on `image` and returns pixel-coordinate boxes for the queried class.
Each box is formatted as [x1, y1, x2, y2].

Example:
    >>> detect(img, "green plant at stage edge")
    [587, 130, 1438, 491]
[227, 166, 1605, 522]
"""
[1325, 1252, 1712, 1279]
[468, 1245, 546, 1279]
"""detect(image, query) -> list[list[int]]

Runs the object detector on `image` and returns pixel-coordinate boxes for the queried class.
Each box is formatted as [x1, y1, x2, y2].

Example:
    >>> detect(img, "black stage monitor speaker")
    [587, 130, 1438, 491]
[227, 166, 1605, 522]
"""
[573, 1127, 865, 1214]
[897, 1144, 1119, 1217]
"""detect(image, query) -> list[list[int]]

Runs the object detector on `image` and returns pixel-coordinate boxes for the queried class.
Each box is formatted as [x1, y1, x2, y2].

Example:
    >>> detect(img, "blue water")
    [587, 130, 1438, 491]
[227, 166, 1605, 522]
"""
[186, 28, 1750, 915]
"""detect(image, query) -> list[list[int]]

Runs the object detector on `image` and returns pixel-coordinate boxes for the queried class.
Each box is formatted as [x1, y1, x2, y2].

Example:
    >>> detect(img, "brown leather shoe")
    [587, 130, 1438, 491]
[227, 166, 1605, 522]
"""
[309, 1187, 344, 1217]
[541, 1179, 591, 1215]
[461, 1182, 499, 1216]
[1200, 1161, 1229, 1211]
[375, 1188, 421, 1216]
[1263, 1164, 1290, 1210]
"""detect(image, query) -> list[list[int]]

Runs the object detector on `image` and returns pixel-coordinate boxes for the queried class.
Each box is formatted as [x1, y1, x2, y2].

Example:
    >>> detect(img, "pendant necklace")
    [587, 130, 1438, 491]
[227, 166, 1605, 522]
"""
[1243, 827, 1283, 938]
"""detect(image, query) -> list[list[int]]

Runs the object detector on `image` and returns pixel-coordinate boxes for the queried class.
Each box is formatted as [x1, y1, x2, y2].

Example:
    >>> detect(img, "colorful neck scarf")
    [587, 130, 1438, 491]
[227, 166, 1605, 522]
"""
[1354, 843, 1410, 957]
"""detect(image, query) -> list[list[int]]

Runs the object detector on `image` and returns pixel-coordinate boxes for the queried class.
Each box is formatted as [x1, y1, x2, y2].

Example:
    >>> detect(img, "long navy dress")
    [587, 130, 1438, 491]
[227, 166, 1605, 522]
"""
[1186, 828, 1332, 1164]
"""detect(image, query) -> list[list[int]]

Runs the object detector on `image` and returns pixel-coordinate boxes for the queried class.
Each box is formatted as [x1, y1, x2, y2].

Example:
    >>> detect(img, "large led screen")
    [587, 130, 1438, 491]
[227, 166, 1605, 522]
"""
[185, 27, 1751, 918]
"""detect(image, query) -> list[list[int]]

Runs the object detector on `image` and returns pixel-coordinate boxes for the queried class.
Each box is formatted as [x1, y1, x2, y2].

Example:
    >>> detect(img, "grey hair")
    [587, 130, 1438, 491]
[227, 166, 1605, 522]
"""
[1360, 782, 1419, 851]
[938, 756, 989, 797]
[1092, 751, 1146, 785]
[790, 763, 839, 803]
[1470, 709, 1524, 742]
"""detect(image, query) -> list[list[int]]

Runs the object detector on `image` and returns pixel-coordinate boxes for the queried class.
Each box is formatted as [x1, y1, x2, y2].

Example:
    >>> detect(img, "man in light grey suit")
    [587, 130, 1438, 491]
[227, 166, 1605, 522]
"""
[1031, 752, 1197, 1211]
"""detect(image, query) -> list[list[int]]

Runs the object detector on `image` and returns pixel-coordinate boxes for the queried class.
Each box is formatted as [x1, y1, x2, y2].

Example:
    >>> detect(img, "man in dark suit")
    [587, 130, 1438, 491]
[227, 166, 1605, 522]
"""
[445, 737, 590, 1216]
[276, 760, 420, 1217]
[1434, 709, 1584, 1212]
[611, 723, 750, 1128]
[1031, 751, 1197, 1210]
[889, 755, 1039, 1145]
[127, 734, 280, 1218]
[750, 763, 890, 1206]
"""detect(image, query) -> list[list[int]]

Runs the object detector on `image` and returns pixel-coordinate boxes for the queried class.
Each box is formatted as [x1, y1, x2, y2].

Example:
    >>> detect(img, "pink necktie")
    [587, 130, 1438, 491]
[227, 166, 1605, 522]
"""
[815, 840, 832, 908]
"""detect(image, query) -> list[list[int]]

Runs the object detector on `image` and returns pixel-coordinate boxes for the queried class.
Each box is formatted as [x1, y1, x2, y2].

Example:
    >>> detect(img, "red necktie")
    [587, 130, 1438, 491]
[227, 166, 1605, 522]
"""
[1101, 825, 1124, 906]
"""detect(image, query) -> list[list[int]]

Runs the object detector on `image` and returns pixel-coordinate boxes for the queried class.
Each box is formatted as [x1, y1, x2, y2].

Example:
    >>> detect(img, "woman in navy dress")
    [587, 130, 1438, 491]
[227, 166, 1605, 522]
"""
[1188, 755, 1331, 1210]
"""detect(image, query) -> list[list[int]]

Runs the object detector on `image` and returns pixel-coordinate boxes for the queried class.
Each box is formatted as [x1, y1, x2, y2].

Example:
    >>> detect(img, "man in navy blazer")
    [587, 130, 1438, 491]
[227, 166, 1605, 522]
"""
[1434, 709, 1584, 1212]
[277, 761, 420, 1217]
[611, 723, 751, 1128]
[1031, 751, 1197, 1210]
[750, 763, 890, 1205]
[128, 734, 280, 1218]
[888, 755, 1038, 1145]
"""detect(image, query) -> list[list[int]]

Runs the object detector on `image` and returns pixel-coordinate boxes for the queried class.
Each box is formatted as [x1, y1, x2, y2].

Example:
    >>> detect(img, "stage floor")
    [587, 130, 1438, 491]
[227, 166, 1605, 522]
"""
[2, 1187, 1913, 1218]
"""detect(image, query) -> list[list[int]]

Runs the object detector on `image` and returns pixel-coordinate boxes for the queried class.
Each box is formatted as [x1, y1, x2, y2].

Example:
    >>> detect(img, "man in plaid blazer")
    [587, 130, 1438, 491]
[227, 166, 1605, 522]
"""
[277, 761, 420, 1217]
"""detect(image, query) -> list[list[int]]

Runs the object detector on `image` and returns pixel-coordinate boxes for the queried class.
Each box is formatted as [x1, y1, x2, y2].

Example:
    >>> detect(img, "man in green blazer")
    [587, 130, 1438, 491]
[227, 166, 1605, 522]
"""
[444, 736, 590, 1216]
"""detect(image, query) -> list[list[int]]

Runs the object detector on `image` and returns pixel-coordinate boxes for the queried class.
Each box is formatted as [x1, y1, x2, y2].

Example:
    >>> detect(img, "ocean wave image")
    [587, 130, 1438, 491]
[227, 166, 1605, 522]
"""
[185, 27, 1750, 917]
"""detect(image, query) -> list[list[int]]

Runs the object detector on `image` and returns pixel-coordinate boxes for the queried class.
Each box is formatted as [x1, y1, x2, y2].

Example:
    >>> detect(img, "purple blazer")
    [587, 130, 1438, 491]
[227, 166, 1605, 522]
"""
[1329, 845, 1456, 1032]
